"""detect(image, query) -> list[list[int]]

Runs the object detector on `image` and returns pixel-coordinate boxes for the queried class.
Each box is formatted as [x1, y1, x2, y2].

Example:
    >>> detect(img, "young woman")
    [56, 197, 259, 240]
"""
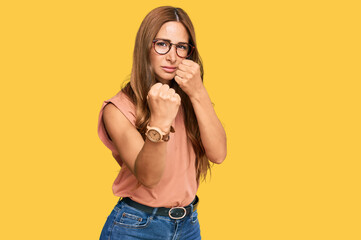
[98, 6, 227, 240]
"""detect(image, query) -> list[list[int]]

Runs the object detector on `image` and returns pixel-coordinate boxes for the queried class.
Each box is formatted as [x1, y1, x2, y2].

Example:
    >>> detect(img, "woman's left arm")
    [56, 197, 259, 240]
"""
[175, 59, 227, 164]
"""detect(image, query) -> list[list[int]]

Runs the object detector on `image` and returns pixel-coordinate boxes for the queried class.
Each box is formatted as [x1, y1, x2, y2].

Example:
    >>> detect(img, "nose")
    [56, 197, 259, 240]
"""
[166, 44, 177, 62]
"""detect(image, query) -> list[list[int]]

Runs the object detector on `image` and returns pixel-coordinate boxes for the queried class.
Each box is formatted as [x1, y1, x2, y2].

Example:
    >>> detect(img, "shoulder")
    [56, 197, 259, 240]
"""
[103, 102, 132, 131]
[97, 88, 139, 154]
[104, 90, 136, 124]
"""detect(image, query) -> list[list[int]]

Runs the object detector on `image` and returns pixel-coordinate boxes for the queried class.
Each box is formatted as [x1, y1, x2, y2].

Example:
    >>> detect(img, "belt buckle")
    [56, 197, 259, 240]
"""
[169, 207, 186, 219]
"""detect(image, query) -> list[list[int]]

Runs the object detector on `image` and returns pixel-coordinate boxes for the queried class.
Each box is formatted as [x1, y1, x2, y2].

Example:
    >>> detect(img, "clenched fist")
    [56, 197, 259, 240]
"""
[174, 59, 205, 99]
[147, 83, 181, 133]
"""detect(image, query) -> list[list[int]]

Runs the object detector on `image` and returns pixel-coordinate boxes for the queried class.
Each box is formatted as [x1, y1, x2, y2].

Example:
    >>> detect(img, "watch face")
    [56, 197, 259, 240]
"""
[148, 129, 161, 142]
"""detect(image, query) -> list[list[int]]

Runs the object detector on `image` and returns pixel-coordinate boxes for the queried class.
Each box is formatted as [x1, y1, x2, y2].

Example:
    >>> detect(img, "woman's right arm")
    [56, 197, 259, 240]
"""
[102, 83, 180, 189]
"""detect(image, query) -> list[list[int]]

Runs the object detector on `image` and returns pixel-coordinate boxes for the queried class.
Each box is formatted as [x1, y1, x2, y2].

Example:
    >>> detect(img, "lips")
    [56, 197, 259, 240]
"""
[161, 66, 176, 73]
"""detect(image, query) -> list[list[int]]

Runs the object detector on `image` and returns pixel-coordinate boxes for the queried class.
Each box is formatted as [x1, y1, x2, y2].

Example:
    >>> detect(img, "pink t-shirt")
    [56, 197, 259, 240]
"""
[97, 90, 198, 208]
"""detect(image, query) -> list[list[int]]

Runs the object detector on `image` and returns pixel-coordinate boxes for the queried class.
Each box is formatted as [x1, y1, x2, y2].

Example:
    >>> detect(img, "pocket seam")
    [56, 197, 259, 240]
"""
[121, 212, 143, 222]
[113, 207, 152, 229]
[113, 216, 152, 229]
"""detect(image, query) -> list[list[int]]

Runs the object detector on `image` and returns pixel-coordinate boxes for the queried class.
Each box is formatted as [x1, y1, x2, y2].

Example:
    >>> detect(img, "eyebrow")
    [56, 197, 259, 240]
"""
[155, 38, 189, 44]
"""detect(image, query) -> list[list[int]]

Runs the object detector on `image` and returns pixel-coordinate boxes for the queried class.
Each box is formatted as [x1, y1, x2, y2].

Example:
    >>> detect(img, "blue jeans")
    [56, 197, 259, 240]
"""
[99, 198, 201, 240]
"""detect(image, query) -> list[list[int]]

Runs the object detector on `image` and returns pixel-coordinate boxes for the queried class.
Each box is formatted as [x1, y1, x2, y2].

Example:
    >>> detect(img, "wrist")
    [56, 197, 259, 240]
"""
[189, 86, 207, 103]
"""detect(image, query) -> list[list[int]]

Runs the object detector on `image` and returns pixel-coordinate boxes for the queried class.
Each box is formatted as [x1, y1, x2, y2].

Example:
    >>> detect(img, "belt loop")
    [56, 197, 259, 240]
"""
[192, 195, 199, 212]
[189, 195, 196, 213]
[151, 207, 158, 217]
[190, 203, 194, 213]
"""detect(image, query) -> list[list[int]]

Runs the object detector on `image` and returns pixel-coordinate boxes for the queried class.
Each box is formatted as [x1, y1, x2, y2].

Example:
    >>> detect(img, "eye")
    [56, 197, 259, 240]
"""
[177, 44, 189, 50]
[156, 41, 168, 47]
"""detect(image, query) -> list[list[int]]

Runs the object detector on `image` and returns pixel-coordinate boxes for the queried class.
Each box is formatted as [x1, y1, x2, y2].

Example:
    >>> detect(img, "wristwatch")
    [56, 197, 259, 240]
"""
[145, 124, 175, 142]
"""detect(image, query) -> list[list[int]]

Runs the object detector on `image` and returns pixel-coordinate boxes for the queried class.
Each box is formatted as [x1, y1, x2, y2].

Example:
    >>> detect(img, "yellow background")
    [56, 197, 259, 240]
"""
[1, 0, 360, 239]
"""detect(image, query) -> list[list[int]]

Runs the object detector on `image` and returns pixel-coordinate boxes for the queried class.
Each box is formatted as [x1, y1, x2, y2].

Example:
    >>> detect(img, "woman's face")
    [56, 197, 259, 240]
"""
[150, 21, 189, 84]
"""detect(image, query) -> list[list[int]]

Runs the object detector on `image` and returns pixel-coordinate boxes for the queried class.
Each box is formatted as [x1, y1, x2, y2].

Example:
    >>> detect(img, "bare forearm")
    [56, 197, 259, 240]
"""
[133, 83, 180, 188]
[134, 139, 167, 188]
[190, 87, 227, 164]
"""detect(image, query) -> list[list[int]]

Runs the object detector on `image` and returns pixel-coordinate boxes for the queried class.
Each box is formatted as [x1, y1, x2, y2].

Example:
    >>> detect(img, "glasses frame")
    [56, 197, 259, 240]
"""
[152, 39, 195, 58]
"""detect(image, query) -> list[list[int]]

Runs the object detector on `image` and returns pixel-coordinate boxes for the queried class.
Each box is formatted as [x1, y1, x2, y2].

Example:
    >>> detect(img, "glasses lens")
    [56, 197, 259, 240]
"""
[154, 40, 193, 58]
[154, 40, 170, 54]
[176, 43, 191, 58]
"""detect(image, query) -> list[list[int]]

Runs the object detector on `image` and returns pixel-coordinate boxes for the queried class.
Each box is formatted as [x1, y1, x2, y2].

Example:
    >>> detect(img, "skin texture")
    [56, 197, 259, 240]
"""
[147, 83, 181, 133]
[103, 21, 227, 189]
[150, 21, 189, 85]
[150, 21, 227, 164]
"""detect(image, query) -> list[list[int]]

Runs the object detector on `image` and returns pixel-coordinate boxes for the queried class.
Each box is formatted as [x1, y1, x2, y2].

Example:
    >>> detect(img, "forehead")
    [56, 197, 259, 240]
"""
[155, 21, 189, 43]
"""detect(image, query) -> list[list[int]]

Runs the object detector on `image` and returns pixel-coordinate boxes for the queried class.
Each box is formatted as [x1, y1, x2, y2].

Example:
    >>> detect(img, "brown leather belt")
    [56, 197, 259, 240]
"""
[121, 195, 199, 220]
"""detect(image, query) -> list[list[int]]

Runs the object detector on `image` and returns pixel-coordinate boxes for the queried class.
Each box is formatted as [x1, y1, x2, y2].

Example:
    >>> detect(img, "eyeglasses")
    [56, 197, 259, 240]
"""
[152, 39, 195, 58]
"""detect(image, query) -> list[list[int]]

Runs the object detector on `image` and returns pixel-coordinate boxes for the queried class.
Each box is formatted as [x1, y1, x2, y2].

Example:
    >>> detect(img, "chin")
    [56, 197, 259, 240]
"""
[156, 74, 175, 84]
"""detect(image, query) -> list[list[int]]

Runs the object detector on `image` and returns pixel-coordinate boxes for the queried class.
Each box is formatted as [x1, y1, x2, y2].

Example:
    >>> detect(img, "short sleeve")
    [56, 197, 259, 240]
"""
[97, 91, 136, 155]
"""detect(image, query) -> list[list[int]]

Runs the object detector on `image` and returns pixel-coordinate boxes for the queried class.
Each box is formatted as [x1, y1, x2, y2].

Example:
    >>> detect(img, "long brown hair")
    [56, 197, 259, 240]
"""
[122, 6, 211, 184]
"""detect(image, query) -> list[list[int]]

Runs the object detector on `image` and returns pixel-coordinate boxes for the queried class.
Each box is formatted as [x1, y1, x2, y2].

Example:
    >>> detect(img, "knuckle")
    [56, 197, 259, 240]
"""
[148, 92, 155, 98]
[153, 83, 162, 89]
[161, 84, 169, 90]
[171, 98, 180, 105]
[159, 92, 166, 99]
